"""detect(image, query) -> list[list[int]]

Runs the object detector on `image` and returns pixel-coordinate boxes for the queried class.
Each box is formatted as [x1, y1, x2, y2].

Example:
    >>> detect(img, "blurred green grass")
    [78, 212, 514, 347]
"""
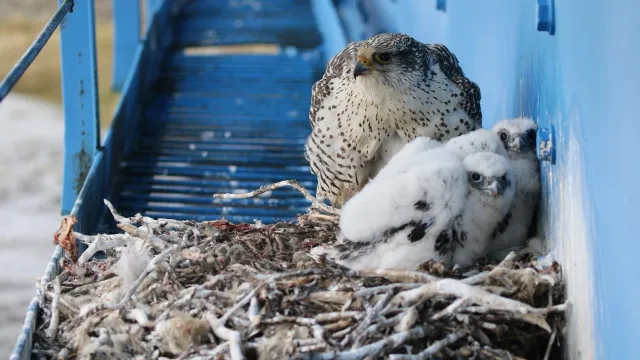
[0, 16, 119, 130]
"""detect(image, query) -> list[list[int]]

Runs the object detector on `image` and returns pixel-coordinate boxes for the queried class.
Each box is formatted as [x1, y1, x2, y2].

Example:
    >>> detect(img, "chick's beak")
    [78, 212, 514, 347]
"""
[510, 137, 523, 152]
[486, 181, 502, 197]
[354, 59, 371, 78]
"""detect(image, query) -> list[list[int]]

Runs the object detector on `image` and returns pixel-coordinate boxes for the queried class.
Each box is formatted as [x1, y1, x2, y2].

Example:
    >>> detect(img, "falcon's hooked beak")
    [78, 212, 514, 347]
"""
[485, 181, 503, 197]
[354, 57, 372, 78]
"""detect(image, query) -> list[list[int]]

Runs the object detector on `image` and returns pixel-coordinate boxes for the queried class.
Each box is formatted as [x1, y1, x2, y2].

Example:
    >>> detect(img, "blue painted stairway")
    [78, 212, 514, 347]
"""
[100, 0, 326, 230]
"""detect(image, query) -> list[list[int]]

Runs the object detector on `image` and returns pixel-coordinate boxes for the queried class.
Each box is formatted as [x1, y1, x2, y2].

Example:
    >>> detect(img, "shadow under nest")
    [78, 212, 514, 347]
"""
[31, 199, 567, 360]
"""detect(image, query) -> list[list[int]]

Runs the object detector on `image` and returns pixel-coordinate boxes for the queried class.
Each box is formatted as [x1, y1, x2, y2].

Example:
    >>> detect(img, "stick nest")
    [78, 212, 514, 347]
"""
[33, 201, 567, 360]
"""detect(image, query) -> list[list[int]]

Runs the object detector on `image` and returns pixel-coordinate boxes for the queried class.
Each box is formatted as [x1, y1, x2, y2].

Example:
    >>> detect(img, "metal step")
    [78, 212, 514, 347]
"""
[101, 0, 324, 227]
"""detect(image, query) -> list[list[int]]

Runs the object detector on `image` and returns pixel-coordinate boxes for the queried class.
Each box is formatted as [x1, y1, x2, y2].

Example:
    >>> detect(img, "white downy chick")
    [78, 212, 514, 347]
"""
[486, 117, 541, 258]
[312, 147, 467, 270]
[450, 151, 516, 269]
[443, 128, 508, 160]
[372, 136, 443, 180]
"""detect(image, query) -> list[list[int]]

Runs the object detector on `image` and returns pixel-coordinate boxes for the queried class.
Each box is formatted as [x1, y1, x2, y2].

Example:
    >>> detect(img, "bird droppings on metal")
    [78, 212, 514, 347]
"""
[72, 147, 92, 195]
[284, 46, 299, 57]
[537, 126, 556, 164]
[200, 131, 215, 140]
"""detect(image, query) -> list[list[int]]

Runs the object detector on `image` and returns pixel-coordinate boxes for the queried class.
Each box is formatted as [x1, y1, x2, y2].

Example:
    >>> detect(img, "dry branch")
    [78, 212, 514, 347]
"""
[212, 179, 340, 216]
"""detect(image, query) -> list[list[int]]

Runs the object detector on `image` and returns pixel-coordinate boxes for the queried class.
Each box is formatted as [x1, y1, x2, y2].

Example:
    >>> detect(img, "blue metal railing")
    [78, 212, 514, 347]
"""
[0, 0, 162, 216]
[5, 1, 165, 359]
[0, 0, 74, 102]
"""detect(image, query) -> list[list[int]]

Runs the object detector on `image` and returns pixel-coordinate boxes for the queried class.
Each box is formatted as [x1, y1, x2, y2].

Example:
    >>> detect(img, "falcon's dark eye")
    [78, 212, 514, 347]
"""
[470, 173, 482, 182]
[498, 130, 509, 142]
[374, 52, 392, 64]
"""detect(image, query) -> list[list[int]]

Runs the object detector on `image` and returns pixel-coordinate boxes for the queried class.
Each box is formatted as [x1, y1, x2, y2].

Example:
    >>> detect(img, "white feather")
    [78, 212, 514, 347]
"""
[314, 147, 467, 270]
[443, 128, 508, 159]
[372, 136, 443, 179]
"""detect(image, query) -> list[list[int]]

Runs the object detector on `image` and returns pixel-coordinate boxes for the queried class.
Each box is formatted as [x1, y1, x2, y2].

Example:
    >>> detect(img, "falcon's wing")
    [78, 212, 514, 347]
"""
[426, 43, 482, 126]
[308, 41, 360, 128]
[304, 41, 376, 206]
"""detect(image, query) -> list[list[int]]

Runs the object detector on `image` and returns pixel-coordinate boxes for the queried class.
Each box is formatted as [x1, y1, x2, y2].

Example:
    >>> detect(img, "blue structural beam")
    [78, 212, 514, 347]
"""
[58, 0, 101, 215]
[0, 0, 74, 102]
[146, 0, 161, 29]
[111, 0, 141, 91]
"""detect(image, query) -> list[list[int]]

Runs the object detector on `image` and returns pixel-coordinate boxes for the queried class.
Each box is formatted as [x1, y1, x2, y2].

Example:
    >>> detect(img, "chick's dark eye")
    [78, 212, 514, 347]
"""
[374, 52, 392, 63]
[471, 173, 482, 182]
[499, 131, 508, 141]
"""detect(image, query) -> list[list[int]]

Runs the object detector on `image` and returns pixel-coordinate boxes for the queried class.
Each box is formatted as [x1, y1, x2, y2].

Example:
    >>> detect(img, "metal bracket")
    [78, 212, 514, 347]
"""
[536, 0, 555, 35]
[436, 0, 446, 12]
[537, 125, 556, 164]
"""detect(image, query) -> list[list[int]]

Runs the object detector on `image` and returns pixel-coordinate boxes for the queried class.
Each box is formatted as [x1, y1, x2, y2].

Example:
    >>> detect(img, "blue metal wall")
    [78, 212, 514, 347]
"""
[315, 0, 640, 358]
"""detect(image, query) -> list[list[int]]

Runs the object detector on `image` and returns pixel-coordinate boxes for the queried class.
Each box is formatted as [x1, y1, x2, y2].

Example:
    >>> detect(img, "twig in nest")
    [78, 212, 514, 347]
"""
[78, 245, 178, 317]
[302, 212, 340, 223]
[462, 251, 517, 285]
[354, 283, 422, 298]
[206, 312, 245, 360]
[219, 285, 265, 326]
[348, 291, 393, 348]
[76, 233, 132, 265]
[354, 269, 437, 283]
[392, 278, 554, 332]
[45, 276, 62, 339]
[296, 326, 432, 360]
[212, 179, 339, 216]
[430, 297, 467, 321]
[104, 199, 135, 226]
[543, 326, 558, 360]
[389, 330, 467, 360]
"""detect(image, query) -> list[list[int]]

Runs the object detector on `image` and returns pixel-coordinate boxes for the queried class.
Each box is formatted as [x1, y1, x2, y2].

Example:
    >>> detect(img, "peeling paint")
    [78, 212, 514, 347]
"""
[72, 147, 92, 195]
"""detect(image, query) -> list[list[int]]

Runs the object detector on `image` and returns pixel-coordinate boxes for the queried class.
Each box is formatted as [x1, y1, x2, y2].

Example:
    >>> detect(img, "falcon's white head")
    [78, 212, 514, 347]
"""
[352, 33, 425, 89]
[491, 117, 538, 160]
[463, 152, 515, 208]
